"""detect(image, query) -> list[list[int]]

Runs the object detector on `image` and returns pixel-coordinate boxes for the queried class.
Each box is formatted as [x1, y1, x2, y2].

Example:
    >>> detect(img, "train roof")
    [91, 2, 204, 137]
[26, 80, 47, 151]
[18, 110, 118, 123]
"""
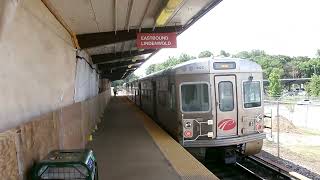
[136, 57, 262, 81]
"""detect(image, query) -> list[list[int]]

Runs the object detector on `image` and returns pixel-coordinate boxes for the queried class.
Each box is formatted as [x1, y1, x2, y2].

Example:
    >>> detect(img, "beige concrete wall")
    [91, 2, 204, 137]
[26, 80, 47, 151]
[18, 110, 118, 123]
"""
[0, 0, 77, 132]
[0, 91, 111, 179]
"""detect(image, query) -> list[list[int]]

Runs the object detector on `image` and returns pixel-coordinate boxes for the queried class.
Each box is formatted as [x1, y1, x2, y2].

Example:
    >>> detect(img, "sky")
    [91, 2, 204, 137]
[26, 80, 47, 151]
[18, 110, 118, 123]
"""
[135, 0, 320, 76]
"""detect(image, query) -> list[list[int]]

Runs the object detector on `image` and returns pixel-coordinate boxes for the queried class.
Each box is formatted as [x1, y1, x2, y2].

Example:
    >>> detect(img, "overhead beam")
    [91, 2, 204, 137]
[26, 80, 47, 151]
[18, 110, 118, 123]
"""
[100, 62, 142, 73]
[122, 68, 136, 79]
[102, 66, 139, 75]
[77, 25, 182, 49]
[98, 59, 146, 71]
[101, 68, 135, 80]
[92, 49, 154, 64]
[41, 0, 79, 48]
[101, 63, 139, 72]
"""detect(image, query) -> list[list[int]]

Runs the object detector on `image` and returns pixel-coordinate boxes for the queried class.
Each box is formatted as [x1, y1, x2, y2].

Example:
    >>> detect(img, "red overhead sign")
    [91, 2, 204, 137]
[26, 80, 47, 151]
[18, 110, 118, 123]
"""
[136, 32, 177, 49]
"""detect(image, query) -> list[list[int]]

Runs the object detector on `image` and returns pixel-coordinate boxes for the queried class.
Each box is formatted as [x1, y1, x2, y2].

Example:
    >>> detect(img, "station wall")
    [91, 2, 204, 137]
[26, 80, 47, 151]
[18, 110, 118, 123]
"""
[0, 0, 107, 132]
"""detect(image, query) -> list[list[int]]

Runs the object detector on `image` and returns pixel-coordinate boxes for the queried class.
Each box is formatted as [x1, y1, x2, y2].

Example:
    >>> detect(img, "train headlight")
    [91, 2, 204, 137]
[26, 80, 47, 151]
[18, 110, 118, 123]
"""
[185, 121, 192, 128]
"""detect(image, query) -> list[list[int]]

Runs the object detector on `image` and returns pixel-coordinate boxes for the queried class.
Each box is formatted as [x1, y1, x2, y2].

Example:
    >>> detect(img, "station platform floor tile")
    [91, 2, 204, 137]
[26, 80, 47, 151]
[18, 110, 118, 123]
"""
[87, 96, 218, 180]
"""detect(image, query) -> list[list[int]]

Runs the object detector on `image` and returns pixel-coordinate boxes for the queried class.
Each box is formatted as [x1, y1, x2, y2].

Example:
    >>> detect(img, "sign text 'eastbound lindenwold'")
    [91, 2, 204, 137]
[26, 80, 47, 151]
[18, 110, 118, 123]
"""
[136, 32, 177, 49]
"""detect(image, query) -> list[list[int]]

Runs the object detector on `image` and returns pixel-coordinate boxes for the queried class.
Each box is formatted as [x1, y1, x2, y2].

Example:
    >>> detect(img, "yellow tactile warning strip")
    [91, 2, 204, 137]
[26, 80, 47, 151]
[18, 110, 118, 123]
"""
[126, 99, 219, 180]
[289, 172, 311, 180]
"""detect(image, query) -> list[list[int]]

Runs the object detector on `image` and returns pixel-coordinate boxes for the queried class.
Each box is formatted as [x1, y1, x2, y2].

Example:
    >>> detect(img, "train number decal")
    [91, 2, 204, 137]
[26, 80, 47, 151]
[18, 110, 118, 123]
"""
[218, 119, 236, 131]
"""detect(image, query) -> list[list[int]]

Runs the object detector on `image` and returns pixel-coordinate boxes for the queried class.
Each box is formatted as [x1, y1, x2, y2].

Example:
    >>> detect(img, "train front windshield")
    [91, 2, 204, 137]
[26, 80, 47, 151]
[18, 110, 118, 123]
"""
[181, 83, 209, 112]
[243, 81, 261, 108]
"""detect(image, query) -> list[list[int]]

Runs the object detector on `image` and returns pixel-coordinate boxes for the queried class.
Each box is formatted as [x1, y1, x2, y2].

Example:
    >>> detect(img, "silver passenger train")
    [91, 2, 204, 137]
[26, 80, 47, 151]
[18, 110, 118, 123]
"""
[125, 57, 266, 159]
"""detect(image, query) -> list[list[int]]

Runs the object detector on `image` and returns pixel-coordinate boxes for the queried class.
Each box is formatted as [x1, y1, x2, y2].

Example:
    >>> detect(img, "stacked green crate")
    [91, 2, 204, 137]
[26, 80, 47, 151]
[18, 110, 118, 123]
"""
[32, 149, 98, 180]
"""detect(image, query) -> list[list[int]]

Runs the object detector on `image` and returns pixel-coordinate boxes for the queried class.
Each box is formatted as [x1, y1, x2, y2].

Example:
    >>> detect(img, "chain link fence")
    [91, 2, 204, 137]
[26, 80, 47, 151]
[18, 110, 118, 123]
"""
[263, 99, 320, 173]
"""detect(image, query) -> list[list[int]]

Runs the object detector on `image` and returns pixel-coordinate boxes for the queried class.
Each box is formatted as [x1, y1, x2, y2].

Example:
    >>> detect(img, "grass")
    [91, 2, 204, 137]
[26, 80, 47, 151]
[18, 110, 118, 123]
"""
[263, 140, 320, 160]
[298, 128, 320, 136]
[287, 146, 320, 159]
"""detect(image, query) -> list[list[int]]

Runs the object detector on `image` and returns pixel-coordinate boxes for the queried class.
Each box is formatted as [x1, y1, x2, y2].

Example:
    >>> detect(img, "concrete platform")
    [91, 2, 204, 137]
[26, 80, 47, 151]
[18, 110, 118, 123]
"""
[88, 96, 218, 180]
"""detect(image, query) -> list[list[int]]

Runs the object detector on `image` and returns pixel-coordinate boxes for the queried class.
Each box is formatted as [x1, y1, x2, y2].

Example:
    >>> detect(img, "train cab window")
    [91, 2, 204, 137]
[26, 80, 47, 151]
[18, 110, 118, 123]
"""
[218, 81, 234, 112]
[243, 81, 261, 108]
[181, 83, 209, 112]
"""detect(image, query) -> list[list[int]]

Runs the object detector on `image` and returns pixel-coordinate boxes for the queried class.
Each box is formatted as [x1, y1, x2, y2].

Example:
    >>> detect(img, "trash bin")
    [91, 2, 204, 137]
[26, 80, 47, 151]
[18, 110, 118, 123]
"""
[32, 149, 98, 180]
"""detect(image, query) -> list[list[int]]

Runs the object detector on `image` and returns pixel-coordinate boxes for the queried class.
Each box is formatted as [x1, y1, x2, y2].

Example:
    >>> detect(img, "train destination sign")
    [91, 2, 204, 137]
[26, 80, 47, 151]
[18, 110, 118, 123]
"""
[136, 32, 177, 49]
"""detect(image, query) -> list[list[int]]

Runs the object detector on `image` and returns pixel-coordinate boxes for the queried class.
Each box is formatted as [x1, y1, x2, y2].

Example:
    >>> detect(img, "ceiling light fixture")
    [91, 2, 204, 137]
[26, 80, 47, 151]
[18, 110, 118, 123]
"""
[156, 0, 183, 26]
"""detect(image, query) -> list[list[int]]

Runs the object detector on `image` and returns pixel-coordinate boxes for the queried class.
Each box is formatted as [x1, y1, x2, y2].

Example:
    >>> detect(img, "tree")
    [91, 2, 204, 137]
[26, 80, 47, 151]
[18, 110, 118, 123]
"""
[268, 69, 282, 97]
[145, 53, 195, 75]
[307, 75, 320, 96]
[234, 51, 250, 59]
[125, 73, 139, 82]
[146, 64, 157, 75]
[144, 49, 319, 79]
[250, 49, 266, 57]
[297, 58, 320, 77]
[198, 50, 213, 58]
[316, 49, 320, 57]
[112, 80, 124, 87]
[178, 53, 196, 62]
[220, 50, 230, 57]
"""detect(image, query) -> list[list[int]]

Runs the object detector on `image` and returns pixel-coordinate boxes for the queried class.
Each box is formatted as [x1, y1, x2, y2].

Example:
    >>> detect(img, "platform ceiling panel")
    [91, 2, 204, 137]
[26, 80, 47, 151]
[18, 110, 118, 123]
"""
[116, 0, 130, 30]
[47, 0, 223, 80]
[169, 0, 213, 26]
[140, 0, 163, 28]
[49, 0, 100, 34]
[90, 0, 114, 32]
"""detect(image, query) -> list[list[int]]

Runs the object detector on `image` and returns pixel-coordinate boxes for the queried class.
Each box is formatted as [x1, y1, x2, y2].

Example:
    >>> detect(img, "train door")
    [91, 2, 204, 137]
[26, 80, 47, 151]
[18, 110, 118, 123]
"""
[214, 75, 238, 138]
[152, 81, 157, 119]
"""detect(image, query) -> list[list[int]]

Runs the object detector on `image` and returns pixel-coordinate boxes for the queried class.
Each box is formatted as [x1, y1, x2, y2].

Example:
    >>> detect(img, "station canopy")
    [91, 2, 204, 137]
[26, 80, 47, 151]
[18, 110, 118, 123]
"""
[47, 0, 222, 80]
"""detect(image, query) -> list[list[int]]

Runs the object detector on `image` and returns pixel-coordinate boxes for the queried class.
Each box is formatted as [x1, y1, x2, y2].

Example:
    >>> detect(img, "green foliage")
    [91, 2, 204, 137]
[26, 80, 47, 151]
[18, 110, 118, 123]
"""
[145, 49, 320, 80]
[316, 49, 320, 57]
[233, 51, 250, 59]
[307, 75, 320, 96]
[146, 64, 156, 75]
[296, 58, 320, 77]
[111, 73, 139, 87]
[220, 50, 230, 57]
[125, 73, 139, 82]
[198, 50, 213, 58]
[145, 53, 196, 75]
[112, 80, 124, 87]
[232, 50, 320, 79]
[178, 53, 196, 62]
[268, 69, 282, 97]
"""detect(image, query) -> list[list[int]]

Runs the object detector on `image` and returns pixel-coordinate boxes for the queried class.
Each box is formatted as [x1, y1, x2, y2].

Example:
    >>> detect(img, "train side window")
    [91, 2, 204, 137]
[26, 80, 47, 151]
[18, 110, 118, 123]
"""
[243, 81, 261, 108]
[169, 84, 176, 111]
[218, 81, 234, 112]
[181, 83, 209, 112]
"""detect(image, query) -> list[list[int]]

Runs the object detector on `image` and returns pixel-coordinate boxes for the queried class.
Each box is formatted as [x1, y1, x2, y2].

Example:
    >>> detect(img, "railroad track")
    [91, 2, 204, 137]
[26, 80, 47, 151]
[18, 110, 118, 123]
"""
[204, 155, 310, 180]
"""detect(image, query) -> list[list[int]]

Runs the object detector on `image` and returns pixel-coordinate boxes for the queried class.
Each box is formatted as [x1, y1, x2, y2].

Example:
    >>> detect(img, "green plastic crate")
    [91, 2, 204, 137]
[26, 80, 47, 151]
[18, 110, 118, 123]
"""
[32, 149, 98, 180]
